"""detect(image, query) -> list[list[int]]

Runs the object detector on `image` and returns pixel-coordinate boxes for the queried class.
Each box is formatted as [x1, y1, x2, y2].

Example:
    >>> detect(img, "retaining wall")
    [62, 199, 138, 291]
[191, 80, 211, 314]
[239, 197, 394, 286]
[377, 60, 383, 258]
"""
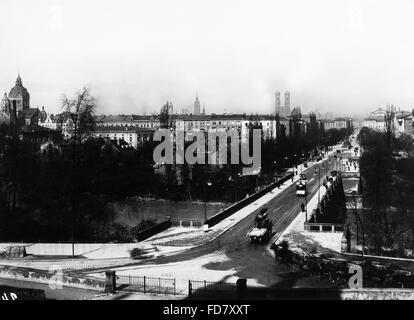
[0, 264, 105, 292]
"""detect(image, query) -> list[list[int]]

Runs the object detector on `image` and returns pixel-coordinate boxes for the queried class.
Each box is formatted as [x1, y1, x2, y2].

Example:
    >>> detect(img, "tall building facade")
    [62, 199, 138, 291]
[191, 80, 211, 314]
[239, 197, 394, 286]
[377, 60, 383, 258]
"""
[194, 94, 201, 115]
[284, 91, 290, 110]
[274, 90, 291, 116]
[275, 91, 281, 111]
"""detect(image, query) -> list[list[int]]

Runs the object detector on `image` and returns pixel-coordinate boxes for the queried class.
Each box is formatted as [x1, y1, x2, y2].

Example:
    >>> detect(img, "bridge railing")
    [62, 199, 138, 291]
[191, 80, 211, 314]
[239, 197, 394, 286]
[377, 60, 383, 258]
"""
[304, 222, 344, 232]
[204, 173, 294, 228]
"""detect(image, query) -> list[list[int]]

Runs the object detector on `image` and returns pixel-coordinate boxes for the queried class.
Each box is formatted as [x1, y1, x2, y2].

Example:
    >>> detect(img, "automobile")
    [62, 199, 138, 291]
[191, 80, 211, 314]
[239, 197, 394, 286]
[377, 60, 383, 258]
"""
[296, 180, 307, 196]
[249, 208, 272, 244]
[299, 173, 308, 183]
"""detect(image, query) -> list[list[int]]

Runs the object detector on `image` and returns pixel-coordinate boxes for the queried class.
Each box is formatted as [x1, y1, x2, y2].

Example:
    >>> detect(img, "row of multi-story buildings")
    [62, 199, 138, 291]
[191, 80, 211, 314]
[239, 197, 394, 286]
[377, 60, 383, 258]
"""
[0, 75, 353, 150]
[319, 118, 353, 131]
[361, 106, 414, 137]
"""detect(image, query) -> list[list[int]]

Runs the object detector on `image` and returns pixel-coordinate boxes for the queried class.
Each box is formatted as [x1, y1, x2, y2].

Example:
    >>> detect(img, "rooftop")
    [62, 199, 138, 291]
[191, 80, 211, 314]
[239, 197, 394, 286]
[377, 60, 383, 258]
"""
[363, 116, 386, 122]
[91, 125, 156, 133]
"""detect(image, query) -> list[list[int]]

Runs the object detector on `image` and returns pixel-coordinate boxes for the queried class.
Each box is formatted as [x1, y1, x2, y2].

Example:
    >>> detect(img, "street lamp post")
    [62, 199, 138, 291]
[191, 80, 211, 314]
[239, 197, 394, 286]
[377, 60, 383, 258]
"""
[228, 176, 238, 202]
[294, 154, 297, 175]
[204, 180, 212, 222]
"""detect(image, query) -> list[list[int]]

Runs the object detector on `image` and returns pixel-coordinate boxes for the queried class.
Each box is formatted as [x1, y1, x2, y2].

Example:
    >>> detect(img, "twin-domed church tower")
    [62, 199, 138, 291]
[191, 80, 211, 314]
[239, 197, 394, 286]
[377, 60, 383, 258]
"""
[274, 91, 291, 116]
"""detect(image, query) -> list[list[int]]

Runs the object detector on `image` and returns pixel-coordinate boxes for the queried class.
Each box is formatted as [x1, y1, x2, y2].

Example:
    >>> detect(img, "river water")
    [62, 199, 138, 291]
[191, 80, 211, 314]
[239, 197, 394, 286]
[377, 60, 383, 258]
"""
[109, 197, 231, 226]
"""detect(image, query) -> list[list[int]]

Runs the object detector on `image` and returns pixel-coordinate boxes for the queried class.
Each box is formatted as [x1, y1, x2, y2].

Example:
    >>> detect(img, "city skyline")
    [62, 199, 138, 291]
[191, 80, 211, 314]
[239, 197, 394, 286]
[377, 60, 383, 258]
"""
[3, 1, 414, 303]
[1, 74, 359, 118]
[2, 0, 414, 116]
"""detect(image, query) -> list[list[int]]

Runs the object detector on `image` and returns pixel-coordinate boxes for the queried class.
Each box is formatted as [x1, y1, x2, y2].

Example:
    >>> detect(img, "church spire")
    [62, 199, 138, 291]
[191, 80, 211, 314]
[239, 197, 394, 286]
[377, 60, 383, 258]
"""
[16, 73, 22, 86]
[194, 93, 201, 115]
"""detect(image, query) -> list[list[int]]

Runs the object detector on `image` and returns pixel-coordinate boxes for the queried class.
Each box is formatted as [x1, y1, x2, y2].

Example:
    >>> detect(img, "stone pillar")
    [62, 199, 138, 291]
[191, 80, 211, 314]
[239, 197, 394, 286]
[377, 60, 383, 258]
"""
[105, 271, 116, 294]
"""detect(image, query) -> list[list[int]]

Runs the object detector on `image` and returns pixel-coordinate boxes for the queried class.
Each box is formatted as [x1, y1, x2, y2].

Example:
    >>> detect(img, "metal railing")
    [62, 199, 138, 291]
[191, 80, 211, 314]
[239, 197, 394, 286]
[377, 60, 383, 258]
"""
[116, 275, 176, 295]
[170, 219, 204, 228]
[304, 222, 344, 232]
[188, 279, 236, 297]
[205, 173, 294, 228]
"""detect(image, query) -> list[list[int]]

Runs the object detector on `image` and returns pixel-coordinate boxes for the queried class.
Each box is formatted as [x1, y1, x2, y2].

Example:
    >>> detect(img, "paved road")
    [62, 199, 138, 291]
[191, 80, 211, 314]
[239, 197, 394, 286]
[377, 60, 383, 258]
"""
[133, 157, 333, 265]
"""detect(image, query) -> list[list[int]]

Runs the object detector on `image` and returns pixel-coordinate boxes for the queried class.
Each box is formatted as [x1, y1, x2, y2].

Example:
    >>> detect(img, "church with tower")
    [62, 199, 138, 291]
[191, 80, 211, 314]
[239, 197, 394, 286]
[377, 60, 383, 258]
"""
[8, 73, 30, 112]
[0, 74, 56, 143]
[193, 94, 205, 115]
[274, 90, 291, 117]
[0, 74, 44, 126]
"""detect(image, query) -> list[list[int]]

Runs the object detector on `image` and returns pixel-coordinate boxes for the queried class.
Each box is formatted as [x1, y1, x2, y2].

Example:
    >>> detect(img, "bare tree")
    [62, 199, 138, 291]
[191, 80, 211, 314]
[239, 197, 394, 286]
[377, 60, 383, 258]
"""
[385, 105, 395, 150]
[159, 101, 172, 129]
[349, 192, 365, 255]
[62, 87, 96, 152]
[61, 87, 96, 257]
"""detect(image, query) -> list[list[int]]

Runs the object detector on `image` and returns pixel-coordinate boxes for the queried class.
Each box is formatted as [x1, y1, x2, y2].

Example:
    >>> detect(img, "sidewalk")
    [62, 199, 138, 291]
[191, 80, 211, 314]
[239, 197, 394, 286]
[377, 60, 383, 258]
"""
[272, 175, 343, 254]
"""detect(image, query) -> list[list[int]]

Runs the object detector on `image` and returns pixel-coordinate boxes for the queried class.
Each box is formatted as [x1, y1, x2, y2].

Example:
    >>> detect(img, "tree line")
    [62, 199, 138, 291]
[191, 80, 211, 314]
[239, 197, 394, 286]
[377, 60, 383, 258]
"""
[356, 127, 414, 256]
[0, 91, 352, 242]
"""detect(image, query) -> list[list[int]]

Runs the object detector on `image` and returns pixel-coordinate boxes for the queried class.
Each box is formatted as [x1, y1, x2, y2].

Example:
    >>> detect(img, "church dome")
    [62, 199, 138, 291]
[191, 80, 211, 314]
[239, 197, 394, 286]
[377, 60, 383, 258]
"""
[9, 74, 30, 112]
[9, 74, 30, 100]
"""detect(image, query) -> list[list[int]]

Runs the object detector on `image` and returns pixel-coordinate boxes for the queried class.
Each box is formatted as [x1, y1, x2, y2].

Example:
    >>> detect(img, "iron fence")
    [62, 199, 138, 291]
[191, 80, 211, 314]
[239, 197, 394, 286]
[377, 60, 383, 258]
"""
[188, 280, 237, 297]
[116, 275, 176, 295]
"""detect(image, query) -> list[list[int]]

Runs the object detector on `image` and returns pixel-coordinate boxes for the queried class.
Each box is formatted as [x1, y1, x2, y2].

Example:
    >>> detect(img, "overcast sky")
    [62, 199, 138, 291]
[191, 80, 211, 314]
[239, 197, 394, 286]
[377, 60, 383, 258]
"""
[1, 0, 414, 116]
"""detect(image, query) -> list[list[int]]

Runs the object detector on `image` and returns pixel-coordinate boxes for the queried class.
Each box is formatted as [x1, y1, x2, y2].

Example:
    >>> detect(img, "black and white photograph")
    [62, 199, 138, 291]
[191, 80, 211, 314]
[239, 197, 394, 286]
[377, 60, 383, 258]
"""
[1, 0, 414, 310]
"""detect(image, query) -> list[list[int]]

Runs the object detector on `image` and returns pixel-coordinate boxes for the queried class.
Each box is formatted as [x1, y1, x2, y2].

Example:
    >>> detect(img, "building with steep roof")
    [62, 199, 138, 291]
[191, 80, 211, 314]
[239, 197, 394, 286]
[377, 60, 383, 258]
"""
[1, 92, 11, 113]
[8, 74, 30, 113]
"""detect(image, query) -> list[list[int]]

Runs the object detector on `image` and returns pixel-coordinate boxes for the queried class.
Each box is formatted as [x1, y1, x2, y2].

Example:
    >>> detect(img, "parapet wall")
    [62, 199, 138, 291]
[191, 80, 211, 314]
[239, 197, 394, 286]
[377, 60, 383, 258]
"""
[340, 289, 414, 300]
[0, 264, 105, 292]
